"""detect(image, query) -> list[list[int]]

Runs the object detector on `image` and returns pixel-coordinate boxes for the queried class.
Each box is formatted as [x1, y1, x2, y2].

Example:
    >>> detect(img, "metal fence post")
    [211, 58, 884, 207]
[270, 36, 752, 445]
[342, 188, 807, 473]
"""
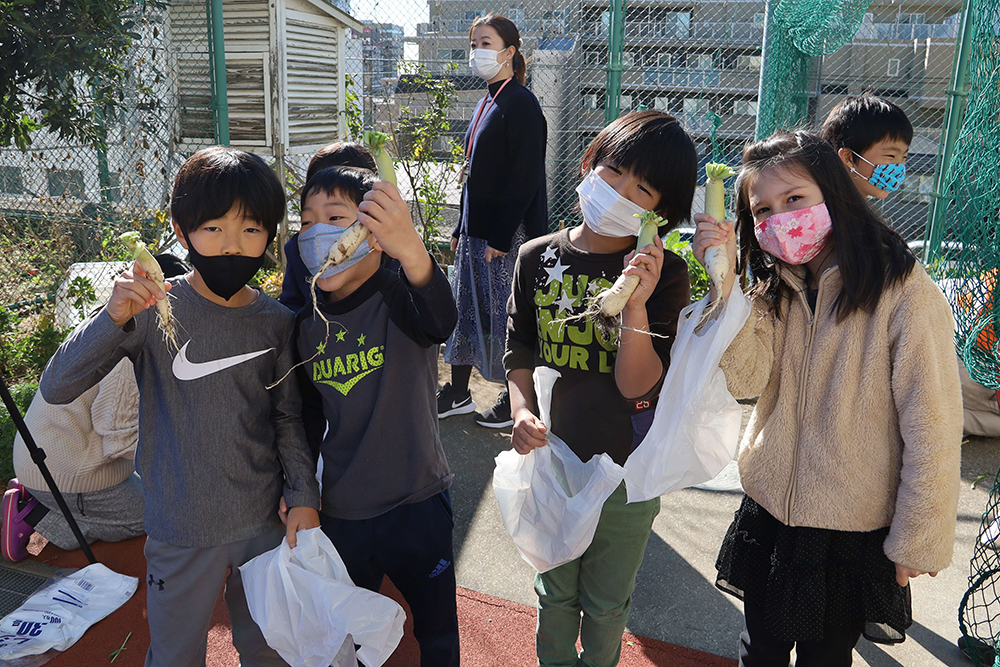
[604, 0, 625, 124]
[208, 0, 231, 145]
[924, 0, 974, 263]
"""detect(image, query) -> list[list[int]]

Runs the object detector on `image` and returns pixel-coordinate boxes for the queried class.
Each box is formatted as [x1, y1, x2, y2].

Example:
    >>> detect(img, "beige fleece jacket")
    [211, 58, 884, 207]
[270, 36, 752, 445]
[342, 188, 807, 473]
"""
[13, 358, 137, 494]
[720, 262, 962, 573]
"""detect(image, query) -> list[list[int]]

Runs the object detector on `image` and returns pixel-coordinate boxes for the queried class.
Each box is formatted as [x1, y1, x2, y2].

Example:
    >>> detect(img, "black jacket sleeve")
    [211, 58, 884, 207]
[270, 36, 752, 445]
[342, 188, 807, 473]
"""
[279, 236, 310, 313]
[489, 93, 547, 253]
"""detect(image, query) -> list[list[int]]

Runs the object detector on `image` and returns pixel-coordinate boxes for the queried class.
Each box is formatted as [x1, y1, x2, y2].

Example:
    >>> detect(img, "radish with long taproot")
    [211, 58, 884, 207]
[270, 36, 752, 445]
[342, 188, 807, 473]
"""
[312, 130, 397, 270]
[700, 162, 736, 322]
[119, 232, 179, 350]
[577, 209, 670, 335]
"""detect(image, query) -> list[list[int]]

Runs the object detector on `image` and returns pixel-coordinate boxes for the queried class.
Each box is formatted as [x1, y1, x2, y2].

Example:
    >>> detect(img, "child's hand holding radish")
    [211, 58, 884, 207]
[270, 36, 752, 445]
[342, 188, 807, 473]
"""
[620, 234, 665, 314]
[107, 260, 171, 330]
[358, 179, 434, 288]
[692, 214, 737, 303]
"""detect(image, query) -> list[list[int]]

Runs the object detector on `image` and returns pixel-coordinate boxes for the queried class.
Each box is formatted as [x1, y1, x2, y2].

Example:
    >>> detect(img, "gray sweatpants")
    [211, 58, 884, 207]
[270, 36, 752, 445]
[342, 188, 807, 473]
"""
[26, 473, 145, 551]
[143, 523, 287, 667]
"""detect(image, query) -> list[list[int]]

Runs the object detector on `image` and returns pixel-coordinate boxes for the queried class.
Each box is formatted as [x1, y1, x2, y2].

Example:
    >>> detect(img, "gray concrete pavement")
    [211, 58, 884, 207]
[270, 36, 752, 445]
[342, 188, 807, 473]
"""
[440, 359, 999, 666]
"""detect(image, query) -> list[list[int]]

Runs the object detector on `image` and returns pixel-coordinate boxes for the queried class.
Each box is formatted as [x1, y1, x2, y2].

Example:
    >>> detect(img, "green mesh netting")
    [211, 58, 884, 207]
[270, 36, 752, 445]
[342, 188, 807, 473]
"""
[756, 0, 871, 139]
[955, 3, 1000, 665]
[944, 0, 1000, 391]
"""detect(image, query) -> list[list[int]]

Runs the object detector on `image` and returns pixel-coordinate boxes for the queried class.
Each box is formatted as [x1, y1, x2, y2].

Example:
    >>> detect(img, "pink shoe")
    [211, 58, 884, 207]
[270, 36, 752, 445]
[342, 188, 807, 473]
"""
[2, 484, 38, 561]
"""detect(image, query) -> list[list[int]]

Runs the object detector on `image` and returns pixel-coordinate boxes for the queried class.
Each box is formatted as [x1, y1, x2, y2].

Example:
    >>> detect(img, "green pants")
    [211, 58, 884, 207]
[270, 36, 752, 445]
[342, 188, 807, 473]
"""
[534, 483, 660, 667]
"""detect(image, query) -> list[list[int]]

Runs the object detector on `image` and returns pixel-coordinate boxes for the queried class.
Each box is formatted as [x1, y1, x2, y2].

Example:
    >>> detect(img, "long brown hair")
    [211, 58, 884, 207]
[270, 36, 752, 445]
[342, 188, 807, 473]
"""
[470, 14, 526, 85]
[735, 131, 915, 320]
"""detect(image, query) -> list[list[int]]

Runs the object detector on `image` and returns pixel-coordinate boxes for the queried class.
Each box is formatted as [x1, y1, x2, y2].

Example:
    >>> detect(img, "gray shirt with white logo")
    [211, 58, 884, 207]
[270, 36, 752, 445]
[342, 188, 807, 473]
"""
[40, 278, 321, 548]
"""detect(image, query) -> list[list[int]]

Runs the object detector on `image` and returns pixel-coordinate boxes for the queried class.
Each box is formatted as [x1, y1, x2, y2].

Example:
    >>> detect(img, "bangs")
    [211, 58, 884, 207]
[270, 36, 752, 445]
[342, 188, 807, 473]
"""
[581, 110, 697, 226]
[171, 147, 285, 240]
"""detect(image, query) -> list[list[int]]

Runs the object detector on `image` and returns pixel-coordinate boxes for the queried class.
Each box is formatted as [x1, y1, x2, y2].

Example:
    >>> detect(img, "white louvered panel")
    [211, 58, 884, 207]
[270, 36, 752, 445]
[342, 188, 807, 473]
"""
[226, 56, 270, 147]
[285, 6, 341, 149]
[224, 0, 270, 51]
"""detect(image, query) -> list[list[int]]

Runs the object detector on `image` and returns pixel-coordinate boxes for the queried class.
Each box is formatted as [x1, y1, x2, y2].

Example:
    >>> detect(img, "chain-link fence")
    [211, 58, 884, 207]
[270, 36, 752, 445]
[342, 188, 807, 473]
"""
[353, 0, 961, 241]
[0, 0, 966, 385]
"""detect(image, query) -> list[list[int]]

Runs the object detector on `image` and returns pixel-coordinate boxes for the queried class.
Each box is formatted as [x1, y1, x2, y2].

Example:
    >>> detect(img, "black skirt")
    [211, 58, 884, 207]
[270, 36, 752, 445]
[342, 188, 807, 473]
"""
[715, 495, 912, 645]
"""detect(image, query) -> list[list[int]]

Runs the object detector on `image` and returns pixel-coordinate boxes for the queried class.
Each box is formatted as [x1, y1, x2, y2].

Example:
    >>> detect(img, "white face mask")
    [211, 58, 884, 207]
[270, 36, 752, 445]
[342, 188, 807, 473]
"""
[469, 48, 509, 80]
[576, 170, 645, 237]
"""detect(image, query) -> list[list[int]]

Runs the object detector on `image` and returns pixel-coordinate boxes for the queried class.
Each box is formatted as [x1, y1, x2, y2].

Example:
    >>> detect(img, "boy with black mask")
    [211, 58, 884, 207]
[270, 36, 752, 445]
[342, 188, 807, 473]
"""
[40, 146, 321, 667]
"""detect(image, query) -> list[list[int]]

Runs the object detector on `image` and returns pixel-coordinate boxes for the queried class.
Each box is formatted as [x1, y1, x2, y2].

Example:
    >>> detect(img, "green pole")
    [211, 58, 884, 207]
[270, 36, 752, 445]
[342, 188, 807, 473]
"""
[604, 0, 625, 124]
[208, 0, 230, 145]
[754, 0, 776, 140]
[924, 0, 974, 263]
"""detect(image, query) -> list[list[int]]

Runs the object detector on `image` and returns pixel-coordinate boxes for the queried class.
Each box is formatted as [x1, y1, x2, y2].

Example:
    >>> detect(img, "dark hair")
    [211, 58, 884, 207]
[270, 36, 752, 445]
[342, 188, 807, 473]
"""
[300, 166, 376, 211]
[735, 131, 915, 320]
[307, 142, 376, 181]
[820, 93, 914, 157]
[170, 146, 285, 242]
[579, 110, 697, 230]
[470, 14, 526, 85]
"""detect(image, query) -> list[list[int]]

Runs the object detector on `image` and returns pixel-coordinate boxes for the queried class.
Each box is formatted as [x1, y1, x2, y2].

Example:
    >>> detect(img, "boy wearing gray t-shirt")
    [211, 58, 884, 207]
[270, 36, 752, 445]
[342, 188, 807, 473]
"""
[41, 147, 321, 667]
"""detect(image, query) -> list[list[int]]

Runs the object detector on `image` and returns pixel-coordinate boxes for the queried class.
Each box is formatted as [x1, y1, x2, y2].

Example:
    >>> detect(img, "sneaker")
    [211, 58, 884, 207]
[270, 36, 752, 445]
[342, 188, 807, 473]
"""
[437, 382, 476, 419]
[2, 482, 38, 561]
[959, 635, 996, 663]
[475, 391, 513, 429]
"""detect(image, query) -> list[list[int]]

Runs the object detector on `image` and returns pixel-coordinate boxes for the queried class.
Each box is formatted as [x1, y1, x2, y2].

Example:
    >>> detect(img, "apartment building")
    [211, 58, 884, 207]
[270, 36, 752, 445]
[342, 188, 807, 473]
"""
[400, 0, 961, 233]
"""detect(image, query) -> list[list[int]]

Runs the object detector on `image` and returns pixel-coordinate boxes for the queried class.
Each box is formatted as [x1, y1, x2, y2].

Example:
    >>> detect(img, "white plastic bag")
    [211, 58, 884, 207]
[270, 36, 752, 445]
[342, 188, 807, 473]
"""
[0, 563, 137, 660]
[493, 367, 625, 573]
[240, 528, 405, 667]
[623, 286, 751, 502]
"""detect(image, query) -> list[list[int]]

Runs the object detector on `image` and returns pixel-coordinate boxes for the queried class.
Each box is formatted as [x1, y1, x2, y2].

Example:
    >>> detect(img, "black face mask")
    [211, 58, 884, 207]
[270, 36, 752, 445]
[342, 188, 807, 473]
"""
[182, 231, 266, 301]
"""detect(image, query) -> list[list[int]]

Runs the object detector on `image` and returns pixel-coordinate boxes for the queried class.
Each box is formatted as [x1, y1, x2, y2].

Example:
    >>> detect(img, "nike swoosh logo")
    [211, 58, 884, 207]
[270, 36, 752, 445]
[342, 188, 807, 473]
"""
[172, 341, 274, 381]
[451, 400, 466, 409]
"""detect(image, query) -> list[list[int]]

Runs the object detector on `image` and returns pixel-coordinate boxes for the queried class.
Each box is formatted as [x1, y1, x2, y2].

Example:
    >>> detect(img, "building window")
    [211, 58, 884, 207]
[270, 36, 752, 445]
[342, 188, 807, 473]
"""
[691, 53, 713, 70]
[733, 100, 759, 116]
[464, 11, 481, 21]
[47, 169, 85, 199]
[437, 49, 465, 61]
[654, 96, 672, 111]
[887, 58, 901, 77]
[620, 94, 633, 111]
[582, 93, 602, 110]
[622, 51, 636, 68]
[657, 52, 683, 68]
[683, 98, 709, 114]
[898, 12, 925, 24]
[753, 12, 765, 25]
[738, 55, 762, 71]
[585, 50, 603, 66]
[0, 166, 23, 195]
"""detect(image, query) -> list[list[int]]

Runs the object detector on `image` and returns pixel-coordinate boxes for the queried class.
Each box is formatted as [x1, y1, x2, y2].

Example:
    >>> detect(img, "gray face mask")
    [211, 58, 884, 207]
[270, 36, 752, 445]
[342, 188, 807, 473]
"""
[298, 223, 371, 279]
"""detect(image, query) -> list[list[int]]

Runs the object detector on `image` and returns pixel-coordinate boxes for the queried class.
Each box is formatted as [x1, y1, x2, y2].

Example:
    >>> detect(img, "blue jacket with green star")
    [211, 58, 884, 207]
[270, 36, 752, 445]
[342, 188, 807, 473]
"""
[296, 259, 457, 520]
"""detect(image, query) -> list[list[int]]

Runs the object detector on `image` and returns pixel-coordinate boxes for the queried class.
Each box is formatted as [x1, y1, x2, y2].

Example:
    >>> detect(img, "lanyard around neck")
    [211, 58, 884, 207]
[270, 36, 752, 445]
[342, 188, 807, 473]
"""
[465, 77, 514, 158]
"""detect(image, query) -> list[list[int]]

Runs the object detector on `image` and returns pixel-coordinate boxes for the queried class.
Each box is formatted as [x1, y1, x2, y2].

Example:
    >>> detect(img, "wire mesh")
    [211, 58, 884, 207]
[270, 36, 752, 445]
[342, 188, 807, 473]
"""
[0, 0, 968, 387]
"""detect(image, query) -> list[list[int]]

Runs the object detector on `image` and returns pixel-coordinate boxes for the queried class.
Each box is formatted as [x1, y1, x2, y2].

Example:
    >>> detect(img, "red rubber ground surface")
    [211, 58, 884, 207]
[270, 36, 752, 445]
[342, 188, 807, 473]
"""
[26, 535, 736, 666]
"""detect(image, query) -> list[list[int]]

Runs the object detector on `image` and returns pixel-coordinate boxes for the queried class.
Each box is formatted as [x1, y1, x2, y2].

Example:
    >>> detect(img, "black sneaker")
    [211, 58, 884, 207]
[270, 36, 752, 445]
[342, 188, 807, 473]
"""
[959, 635, 996, 663]
[437, 382, 476, 418]
[475, 391, 513, 429]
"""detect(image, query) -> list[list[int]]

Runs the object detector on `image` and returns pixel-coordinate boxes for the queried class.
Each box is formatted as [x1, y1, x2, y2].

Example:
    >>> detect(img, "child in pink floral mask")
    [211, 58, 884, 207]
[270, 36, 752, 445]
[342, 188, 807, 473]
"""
[692, 131, 962, 666]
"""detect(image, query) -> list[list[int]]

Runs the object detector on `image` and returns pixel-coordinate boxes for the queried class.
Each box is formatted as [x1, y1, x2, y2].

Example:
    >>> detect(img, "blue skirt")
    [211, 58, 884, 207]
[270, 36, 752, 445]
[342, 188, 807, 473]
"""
[443, 228, 525, 383]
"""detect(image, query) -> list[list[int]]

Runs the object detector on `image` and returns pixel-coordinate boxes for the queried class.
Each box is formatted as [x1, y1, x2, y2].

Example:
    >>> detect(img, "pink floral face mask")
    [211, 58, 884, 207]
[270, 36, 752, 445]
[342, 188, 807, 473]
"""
[754, 202, 833, 265]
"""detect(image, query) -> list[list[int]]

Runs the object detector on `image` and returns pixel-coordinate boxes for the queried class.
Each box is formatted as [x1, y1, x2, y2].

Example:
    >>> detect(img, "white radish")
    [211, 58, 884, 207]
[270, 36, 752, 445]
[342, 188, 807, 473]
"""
[700, 163, 735, 322]
[577, 209, 668, 336]
[119, 232, 179, 351]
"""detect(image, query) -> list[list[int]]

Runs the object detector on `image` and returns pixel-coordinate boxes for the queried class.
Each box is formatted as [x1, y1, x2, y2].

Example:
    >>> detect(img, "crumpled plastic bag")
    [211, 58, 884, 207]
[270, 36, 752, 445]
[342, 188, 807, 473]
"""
[493, 367, 625, 573]
[623, 286, 751, 502]
[240, 528, 405, 667]
[0, 563, 137, 661]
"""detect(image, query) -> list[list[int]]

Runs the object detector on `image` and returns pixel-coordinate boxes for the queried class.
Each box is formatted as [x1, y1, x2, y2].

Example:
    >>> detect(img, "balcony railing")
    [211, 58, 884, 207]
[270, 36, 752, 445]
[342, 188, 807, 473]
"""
[417, 17, 566, 35]
[642, 68, 722, 88]
[855, 22, 959, 40]
[585, 21, 763, 44]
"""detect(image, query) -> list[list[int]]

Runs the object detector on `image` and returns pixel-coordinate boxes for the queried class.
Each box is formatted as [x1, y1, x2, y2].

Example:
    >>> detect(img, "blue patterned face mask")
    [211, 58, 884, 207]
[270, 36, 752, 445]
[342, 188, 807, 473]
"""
[298, 223, 371, 279]
[851, 152, 906, 192]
